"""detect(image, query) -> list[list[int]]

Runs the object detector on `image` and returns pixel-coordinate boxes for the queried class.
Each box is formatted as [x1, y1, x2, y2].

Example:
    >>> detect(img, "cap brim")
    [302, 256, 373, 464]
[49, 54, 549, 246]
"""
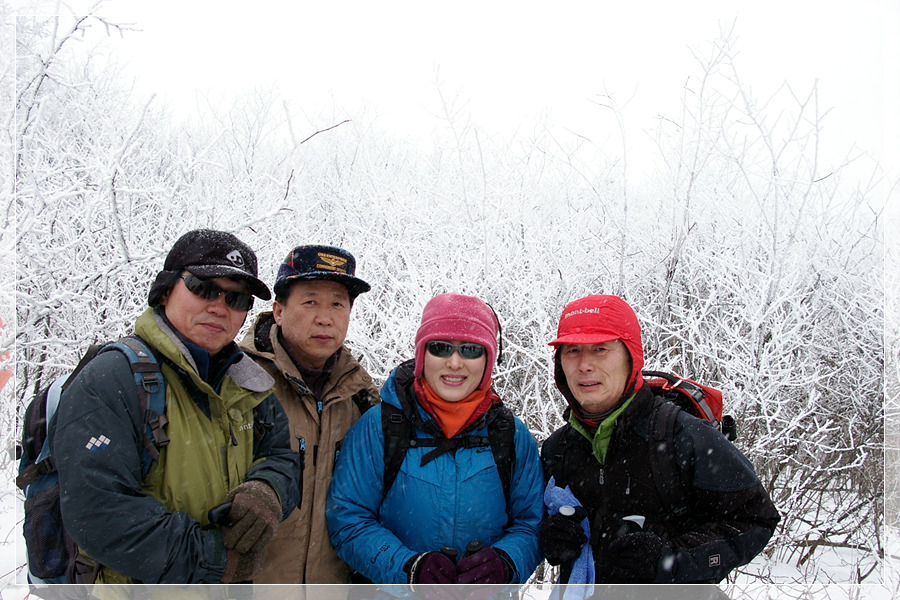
[186, 265, 271, 300]
[548, 332, 620, 347]
[276, 272, 371, 298]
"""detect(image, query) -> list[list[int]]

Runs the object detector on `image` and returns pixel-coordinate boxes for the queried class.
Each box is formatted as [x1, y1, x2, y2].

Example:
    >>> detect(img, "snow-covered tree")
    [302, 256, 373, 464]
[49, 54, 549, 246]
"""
[8, 9, 889, 586]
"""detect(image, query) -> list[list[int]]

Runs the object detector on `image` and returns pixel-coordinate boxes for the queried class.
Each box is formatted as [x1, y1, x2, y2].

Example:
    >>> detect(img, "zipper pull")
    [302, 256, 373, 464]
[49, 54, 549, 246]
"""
[598, 469, 604, 485]
[317, 400, 323, 415]
[229, 424, 238, 446]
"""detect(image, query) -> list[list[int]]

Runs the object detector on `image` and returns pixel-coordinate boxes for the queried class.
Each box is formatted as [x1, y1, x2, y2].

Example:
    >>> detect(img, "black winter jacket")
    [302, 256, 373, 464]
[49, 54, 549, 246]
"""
[541, 384, 780, 583]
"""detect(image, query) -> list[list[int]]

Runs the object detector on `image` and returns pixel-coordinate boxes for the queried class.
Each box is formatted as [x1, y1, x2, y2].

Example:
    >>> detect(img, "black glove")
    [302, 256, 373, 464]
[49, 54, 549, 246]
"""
[455, 546, 510, 584]
[410, 551, 457, 584]
[540, 511, 588, 565]
[606, 531, 666, 583]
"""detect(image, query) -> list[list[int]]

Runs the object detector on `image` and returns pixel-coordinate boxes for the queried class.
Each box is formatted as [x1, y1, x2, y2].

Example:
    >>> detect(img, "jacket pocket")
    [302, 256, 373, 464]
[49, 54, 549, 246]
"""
[23, 482, 78, 580]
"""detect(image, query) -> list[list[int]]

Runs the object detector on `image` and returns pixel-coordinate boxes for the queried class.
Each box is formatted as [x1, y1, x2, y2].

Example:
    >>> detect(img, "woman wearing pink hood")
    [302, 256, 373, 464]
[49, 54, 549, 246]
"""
[540, 295, 780, 584]
[327, 293, 543, 585]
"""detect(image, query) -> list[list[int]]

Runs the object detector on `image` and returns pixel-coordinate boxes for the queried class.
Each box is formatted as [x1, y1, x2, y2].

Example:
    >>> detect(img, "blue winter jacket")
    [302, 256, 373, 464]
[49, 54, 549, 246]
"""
[326, 359, 543, 584]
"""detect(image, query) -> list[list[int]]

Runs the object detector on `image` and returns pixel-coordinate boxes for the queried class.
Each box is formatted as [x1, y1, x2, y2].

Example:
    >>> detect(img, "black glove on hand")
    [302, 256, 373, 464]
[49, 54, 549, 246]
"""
[455, 547, 510, 584]
[606, 531, 666, 583]
[222, 480, 282, 554]
[540, 512, 588, 565]
[411, 551, 457, 584]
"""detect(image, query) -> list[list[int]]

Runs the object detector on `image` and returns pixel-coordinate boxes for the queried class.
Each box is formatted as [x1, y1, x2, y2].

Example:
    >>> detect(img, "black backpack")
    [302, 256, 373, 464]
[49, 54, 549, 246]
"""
[346, 400, 517, 585]
[380, 401, 517, 505]
[644, 370, 736, 517]
[16, 336, 169, 584]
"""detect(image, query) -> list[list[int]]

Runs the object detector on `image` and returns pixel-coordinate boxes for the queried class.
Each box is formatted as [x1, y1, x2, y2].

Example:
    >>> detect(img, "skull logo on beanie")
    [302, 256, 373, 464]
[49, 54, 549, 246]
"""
[414, 293, 500, 391]
[148, 229, 270, 306]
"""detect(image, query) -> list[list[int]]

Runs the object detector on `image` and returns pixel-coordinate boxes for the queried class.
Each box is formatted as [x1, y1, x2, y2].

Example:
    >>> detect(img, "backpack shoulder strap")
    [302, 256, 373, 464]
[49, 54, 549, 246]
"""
[99, 336, 169, 477]
[648, 399, 689, 518]
[59, 344, 105, 393]
[381, 403, 413, 498]
[488, 403, 516, 506]
[380, 400, 516, 504]
[351, 388, 372, 416]
[16, 343, 105, 491]
[540, 417, 571, 486]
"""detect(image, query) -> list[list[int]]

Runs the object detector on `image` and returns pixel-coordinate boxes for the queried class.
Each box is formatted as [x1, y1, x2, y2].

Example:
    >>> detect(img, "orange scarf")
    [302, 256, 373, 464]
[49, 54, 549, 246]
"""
[415, 379, 497, 439]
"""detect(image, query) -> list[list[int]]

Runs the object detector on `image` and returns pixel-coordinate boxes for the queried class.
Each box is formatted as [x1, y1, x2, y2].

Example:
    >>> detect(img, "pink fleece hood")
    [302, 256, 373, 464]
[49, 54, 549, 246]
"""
[414, 293, 500, 391]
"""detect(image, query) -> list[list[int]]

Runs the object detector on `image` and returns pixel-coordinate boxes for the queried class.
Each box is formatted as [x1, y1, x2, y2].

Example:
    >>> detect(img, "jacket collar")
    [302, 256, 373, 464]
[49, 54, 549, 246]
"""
[240, 310, 357, 397]
[383, 358, 501, 438]
[139, 307, 274, 393]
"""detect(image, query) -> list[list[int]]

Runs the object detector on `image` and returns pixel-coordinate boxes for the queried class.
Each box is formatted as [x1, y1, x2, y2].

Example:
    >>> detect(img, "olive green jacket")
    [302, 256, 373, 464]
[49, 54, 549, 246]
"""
[52, 308, 301, 583]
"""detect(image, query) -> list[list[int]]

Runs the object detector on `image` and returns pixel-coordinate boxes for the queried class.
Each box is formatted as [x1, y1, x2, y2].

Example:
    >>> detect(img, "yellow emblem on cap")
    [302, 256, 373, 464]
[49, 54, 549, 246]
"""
[317, 252, 348, 273]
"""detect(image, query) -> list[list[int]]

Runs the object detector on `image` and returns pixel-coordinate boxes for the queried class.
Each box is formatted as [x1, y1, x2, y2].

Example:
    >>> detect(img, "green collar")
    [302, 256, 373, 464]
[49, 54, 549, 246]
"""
[569, 394, 635, 465]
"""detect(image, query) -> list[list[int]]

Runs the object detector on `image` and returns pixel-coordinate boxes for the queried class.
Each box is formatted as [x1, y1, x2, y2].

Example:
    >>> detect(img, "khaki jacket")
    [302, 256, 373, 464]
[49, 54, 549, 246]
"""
[240, 312, 380, 583]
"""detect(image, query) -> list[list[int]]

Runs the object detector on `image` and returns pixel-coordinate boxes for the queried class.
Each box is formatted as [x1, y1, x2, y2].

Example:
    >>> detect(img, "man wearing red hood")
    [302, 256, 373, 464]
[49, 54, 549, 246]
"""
[540, 295, 780, 584]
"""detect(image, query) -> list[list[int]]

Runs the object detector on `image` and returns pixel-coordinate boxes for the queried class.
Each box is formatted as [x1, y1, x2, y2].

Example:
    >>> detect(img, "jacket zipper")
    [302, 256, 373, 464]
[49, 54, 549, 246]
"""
[319, 365, 360, 410]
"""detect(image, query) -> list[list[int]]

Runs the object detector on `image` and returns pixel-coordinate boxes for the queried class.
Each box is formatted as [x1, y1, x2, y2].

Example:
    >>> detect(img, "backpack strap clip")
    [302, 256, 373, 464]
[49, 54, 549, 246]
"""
[462, 436, 491, 449]
[15, 456, 55, 490]
[140, 371, 162, 395]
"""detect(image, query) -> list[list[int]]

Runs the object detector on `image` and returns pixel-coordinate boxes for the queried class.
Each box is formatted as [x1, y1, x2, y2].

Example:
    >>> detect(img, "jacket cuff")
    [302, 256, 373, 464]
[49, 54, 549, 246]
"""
[494, 547, 517, 583]
[245, 474, 290, 519]
[403, 553, 426, 584]
[200, 528, 227, 583]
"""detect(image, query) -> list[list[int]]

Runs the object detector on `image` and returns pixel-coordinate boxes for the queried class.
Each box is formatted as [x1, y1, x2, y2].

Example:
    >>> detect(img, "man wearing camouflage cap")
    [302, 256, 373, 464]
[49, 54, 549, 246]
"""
[240, 245, 380, 583]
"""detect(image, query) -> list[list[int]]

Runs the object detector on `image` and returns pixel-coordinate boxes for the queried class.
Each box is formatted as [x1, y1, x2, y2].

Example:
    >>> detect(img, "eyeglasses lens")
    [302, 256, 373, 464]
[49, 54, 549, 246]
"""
[182, 275, 253, 311]
[426, 341, 485, 359]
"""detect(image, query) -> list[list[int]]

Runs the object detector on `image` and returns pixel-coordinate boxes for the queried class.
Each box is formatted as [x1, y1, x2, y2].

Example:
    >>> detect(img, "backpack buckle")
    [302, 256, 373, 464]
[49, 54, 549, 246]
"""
[15, 456, 55, 490]
[462, 436, 490, 449]
[666, 376, 705, 404]
[142, 373, 161, 394]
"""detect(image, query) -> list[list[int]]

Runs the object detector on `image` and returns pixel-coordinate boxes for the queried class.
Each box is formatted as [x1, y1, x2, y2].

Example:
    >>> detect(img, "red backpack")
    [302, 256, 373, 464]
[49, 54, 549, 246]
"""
[643, 370, 736, 440]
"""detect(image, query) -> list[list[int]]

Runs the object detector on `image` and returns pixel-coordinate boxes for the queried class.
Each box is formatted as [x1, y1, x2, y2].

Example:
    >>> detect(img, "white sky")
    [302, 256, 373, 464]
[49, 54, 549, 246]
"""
[35, 0, 900, 184]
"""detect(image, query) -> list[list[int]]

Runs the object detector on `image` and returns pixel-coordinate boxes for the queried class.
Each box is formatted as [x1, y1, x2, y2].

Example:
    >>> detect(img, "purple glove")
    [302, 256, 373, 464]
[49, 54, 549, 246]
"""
[412, 551, 457, 584]
[454, 547, 509, 584]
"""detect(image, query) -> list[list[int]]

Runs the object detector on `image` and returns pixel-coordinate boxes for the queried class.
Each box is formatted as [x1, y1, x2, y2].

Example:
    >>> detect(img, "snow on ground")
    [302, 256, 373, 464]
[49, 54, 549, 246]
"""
[1, 461, 24, 599]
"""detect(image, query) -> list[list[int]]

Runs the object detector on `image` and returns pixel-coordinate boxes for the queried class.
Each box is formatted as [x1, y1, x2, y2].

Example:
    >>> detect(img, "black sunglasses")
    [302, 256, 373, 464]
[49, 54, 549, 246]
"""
[181, 274, 254, 311]
[425, 341, 486, 360]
